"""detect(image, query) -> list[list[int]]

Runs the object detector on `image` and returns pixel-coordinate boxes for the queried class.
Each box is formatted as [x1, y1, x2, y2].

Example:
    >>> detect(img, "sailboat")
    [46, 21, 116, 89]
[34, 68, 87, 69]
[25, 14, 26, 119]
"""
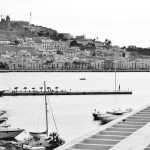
[25, 81, 65, 148]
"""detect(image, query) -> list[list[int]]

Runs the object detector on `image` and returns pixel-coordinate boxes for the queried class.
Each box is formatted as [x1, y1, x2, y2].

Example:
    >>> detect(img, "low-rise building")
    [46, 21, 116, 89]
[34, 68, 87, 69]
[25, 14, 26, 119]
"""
[0, 40, 11, 45]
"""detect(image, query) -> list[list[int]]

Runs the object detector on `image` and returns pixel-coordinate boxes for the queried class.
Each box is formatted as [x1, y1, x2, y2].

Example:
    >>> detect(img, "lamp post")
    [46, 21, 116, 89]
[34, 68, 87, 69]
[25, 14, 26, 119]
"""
[114, 49, 117, 92]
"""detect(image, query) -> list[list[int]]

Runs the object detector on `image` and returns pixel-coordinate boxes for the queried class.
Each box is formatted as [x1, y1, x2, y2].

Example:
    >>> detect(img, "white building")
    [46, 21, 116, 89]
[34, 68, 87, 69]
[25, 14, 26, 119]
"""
[0, 40, 11, 45]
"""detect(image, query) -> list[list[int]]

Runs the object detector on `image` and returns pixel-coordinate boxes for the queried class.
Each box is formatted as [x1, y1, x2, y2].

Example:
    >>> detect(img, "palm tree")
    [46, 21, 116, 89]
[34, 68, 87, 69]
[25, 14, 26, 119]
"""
[47, 132, 65, 149]
[47, 87, 51, 92]
[23, 87, 27, 92]
[32, 87, 35, 92]
[14, 87, 18, 92]
[55, 87, 58, 92]
[40, 87, 43, 92]
[105, 39, 112, 46]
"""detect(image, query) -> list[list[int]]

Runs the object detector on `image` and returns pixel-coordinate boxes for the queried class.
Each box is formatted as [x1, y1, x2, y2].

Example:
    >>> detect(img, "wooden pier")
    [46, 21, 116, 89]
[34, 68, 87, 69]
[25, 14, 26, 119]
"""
[0, 90, 132, 96]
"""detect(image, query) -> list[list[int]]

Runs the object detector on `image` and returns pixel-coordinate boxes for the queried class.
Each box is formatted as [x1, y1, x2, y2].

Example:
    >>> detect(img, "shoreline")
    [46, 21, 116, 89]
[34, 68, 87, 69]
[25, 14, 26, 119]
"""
[1, 90, 132, 96]
[0, 69, 150, 72]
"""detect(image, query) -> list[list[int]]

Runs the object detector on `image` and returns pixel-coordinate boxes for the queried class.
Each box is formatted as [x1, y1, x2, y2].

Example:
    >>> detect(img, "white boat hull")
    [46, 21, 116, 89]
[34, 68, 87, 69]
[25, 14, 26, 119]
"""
[0, 128, 24, 139]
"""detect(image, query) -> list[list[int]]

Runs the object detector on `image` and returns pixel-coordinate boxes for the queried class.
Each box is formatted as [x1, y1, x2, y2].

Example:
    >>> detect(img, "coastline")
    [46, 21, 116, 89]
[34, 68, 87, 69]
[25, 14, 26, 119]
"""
[1, 90, 132, 96]
[0, 69, 150, 72]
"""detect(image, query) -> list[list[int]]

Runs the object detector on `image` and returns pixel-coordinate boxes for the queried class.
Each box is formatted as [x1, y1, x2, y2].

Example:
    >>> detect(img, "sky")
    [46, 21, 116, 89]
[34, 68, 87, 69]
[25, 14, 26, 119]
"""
[0, 0, 150, 47]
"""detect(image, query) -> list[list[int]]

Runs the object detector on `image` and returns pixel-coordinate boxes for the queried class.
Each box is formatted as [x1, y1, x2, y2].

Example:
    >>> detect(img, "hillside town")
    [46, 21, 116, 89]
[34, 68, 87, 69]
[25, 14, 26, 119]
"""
[0, 15, 150, 71]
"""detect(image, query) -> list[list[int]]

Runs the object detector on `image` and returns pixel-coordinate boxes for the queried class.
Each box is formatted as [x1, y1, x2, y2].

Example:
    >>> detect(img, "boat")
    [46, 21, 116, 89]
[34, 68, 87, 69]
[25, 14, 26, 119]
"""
[100, 109, 133, 124]
[0, 90, 5, 96]
[106, 108, 133, 115]
[92, 108, 132, 121]
[0, 110, 7, 117]
[0, 115, 24, 139]
[0, 121, 11, 128]
[106, 110, 125, 115]
[0, 118, 7, 124]
[92, 110, 112, 120]
[80, 78, 86, 80]
[24, 81, 65, 149]
[0, 128, 24, 139]
[92, 111, 120, 124]
[0, 110, 24, 139]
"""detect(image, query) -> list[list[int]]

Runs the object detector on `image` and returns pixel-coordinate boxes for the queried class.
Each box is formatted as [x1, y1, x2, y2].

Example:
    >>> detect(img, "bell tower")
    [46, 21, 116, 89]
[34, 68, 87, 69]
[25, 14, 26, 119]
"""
[6, 15, 10, 30]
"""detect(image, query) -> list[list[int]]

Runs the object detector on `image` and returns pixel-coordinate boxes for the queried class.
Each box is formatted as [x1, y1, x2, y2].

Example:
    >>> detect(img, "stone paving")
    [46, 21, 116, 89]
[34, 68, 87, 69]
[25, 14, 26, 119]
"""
[55, 103, 150, 150]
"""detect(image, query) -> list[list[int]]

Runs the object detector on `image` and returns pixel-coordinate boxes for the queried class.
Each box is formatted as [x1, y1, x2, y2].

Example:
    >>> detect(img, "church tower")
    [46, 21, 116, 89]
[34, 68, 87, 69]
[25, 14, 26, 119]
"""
[6, 15, 10, 30]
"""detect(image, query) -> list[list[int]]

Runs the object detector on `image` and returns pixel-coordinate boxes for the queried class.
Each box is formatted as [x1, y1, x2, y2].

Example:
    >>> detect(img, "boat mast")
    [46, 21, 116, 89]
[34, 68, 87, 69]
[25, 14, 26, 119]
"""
[115, 49, 116, 92]
[44, 81, 48, 136]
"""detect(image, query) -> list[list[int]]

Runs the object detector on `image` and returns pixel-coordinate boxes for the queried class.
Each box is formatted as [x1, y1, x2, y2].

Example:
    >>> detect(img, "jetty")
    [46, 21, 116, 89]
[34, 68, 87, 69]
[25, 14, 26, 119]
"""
[55, 103, 150, 150]
[0, 90, 132, 96]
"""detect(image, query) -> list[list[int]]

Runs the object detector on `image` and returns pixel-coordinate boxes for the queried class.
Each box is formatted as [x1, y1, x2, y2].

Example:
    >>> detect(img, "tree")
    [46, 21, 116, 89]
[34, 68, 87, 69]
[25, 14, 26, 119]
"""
[0, 62, 8, 69]
[14, 40, 20, 45]
[73, 61, 80, 65]
[64, 62, 69, 69]
[23, 87, 27, 92]
[40, 87, 43, 92]
[70, 40, 78, 47]
[14, 87, 18, 92]
[32, 87, 35, 92]
[50, 32, 59, 41]
[55, 87, 58, 92]
[121, 46, 126, 49]
[47, 87, 51, 92]
[47, 132, 65, 150]
[58, 34, 64, 40]
[45, 32, 50, 37]
[57, 50, 63, 55]
[105, 39, 112, 46]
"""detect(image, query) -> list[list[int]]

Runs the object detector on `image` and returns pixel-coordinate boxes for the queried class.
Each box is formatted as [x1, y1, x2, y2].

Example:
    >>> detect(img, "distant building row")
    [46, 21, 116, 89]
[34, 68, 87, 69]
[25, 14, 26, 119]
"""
[7, 59, 150, 70]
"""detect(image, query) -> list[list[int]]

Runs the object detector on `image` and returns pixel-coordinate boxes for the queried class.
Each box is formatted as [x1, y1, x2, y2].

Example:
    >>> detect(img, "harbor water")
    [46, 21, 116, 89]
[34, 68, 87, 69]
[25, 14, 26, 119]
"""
[0, 72, 150, 142]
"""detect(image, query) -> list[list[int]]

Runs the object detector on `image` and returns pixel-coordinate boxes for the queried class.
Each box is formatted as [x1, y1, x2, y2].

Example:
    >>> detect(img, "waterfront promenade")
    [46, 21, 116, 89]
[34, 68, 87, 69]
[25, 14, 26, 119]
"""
[1, 69, 150, 72]
[55, 103, 150, 150]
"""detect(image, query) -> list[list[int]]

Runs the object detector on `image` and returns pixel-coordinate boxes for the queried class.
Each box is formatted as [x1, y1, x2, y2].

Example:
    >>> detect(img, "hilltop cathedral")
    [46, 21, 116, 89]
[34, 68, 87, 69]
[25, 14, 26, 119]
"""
[0, 15, 29, 31]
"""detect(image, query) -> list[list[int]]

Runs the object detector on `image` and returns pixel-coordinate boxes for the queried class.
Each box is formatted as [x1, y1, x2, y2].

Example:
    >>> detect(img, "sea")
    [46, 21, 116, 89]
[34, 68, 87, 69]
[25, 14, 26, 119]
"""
[0, 72, 150, 142]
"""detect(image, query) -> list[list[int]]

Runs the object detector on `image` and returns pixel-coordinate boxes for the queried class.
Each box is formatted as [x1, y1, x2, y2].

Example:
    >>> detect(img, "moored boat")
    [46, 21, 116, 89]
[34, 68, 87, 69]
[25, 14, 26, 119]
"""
[106, 110, 125, 115]
[24, 81, 65, 149]
[0, 110, 24, 139]
[0, 118, 7, 124]
[92, 108, 132, 122]
[106, 108, 132, 115]
[0, 110, 7, 117]
[79, 78, 86, 80]
[92, 111, 112, 120]
[0, 91, 5, 97]
[0, 128, 24, 139]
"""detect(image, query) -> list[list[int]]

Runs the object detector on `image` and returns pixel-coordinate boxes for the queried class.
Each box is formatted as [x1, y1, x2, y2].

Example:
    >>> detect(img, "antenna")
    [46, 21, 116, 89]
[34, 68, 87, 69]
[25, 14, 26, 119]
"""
[29, 12, 32, 25]
[1, 14, 6, 19]
[1, 14, 2, 19]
